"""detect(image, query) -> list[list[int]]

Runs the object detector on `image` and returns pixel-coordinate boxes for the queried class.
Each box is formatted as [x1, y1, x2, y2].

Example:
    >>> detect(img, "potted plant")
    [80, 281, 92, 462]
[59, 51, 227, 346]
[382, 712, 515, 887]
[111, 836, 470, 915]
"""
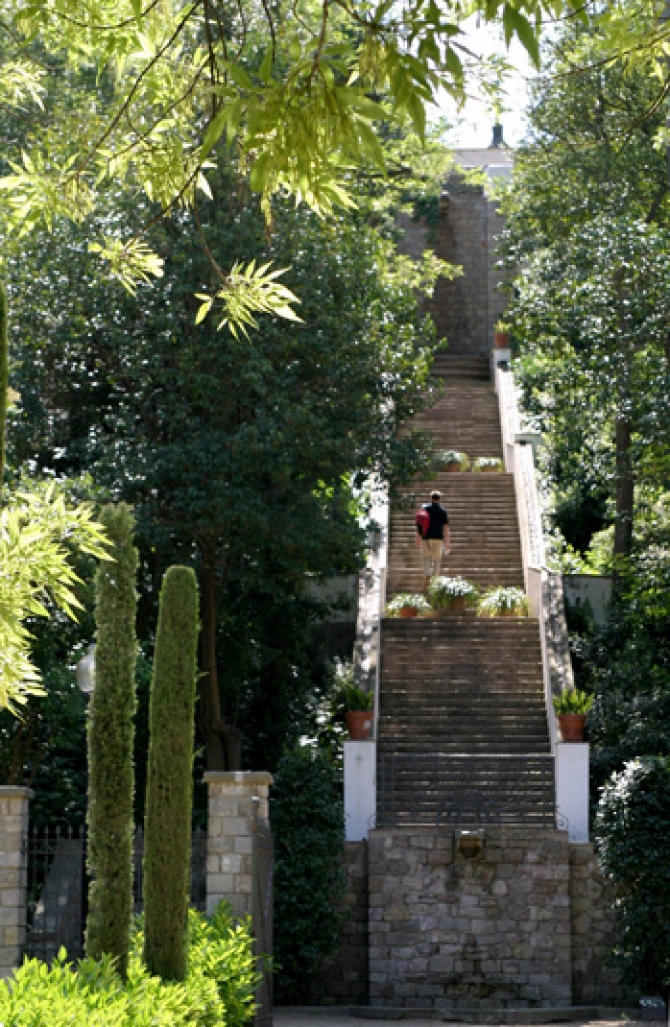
[427, 575, 479, 615]
[341, 680, 374, 740]
[493, 320, 511, 348]
[552, 688, 594, 742]
[477, 586, 529, 618]
[433, 449, 470, 473]
[386, 593, 431, 619]
[473, 456, 503, 473]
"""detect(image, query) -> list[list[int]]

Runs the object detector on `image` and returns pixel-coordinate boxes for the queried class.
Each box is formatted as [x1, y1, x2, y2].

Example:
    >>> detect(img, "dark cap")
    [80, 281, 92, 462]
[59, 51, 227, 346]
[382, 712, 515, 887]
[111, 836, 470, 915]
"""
[431, 491, 441, 501]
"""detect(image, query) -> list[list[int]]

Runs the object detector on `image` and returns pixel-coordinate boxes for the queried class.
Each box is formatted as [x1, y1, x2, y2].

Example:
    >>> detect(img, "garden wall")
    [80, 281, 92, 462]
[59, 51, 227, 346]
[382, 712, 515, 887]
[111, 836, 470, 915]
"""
[570, 844, 624, 1005]
[428, 177, 507, 357]
[309, 842, 369, 1005]
[311, 828, 624, 1010]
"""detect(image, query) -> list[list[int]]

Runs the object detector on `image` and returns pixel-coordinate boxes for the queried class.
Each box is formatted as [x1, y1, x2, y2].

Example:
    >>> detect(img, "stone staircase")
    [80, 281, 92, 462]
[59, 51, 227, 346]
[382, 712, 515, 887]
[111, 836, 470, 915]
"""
[377, 356, 554, 828]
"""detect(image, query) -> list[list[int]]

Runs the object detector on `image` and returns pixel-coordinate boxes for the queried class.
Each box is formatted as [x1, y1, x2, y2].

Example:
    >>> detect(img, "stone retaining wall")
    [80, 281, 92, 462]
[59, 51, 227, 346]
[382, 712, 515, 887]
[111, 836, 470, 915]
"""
[368, 827, 573, 1010]
[570, 844, 624, 1005]
[308, 829, 624, 1010]
[427, 178, 507, 356]
[309, 842, 369, 1005]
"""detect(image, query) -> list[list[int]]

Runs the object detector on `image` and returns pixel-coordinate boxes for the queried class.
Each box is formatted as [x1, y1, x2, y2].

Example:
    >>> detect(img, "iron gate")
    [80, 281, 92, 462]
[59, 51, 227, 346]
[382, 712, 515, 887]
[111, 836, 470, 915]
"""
[25, 826, 207, 961]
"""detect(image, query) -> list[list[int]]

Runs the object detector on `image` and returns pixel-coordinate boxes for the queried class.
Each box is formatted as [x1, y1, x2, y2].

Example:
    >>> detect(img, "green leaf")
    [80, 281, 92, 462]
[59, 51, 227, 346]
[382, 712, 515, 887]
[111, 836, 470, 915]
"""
[249, 152, 272, 193]
[259, 50, 274, 84]
[201, 109, 227, 161]
[502, 5, 540, 67]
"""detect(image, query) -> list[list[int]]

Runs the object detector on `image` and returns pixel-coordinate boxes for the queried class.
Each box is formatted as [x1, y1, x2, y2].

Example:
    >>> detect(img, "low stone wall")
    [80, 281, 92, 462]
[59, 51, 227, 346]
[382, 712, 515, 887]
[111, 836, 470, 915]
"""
[309, 842, 369, 1005]
[368, 827, 574, 1010]
[570, 844, 624, 1005]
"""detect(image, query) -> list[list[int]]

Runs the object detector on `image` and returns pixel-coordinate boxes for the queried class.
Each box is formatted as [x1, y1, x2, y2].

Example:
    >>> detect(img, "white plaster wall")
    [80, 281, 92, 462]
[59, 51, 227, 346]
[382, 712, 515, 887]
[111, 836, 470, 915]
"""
[556, 743, 589, 843]
[344, 741, 376, 841]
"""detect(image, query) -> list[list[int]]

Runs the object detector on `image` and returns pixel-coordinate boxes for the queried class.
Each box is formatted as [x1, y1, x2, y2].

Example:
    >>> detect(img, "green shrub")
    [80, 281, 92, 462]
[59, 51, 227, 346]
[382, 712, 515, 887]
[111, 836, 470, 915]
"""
[596, 756, 670, 993]
[0, 282, 7, 487]
[86, 503, 138, 977]
[144, 566, 199, 981]
[271, 746, 346, 1002]
[0, 904, 258, 1027]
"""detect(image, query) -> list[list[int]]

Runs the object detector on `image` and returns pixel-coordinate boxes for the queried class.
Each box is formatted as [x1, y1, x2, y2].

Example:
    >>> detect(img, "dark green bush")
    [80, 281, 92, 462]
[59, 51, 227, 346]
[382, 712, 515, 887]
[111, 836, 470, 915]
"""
[270, 745, 346, 1002]
[596, 756, 670, 993]
[0, 904, 258, 1027]
[86, 503, 138, 977]
[143, 566, 199, 981]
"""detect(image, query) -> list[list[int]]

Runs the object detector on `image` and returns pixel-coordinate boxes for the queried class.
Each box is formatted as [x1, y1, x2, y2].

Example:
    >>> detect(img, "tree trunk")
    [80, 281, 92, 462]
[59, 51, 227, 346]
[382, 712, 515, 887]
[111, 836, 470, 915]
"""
[613, 412, 634, 558]
[197, 541, 242, 770]
[613, 269, 635, 562]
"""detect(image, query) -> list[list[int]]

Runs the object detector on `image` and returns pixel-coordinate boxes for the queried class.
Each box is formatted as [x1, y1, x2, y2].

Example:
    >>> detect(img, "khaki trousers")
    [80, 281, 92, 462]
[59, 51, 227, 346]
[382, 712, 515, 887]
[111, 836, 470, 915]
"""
[421, 539, 444, 579]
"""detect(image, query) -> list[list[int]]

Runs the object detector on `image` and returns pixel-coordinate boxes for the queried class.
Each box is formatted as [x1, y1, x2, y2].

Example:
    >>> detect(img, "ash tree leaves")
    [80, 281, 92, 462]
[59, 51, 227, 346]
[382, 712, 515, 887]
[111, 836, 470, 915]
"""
[0, 0, 584, 328]
[195, 261, 302, 339]
[0, 484, 111, 713]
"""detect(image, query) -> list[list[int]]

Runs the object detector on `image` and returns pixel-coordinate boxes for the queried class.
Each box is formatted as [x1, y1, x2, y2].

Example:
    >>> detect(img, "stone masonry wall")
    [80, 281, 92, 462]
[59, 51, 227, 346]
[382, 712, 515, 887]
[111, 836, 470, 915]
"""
[308, 841, 369, 1005]
[0, 787, 32, 979]
[368, 827, 573, 1010]
[570, 843, 624, 1005]
[204, 771, 272, 918]
[428, 178, 507, 356]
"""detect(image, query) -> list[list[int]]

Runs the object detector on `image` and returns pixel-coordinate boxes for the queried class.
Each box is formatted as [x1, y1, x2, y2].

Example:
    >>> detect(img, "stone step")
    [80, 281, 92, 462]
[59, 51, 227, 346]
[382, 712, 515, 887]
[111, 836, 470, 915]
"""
[429, 355, 490, 376]
[381, 678, 545, 691]
[376, 754, 555, 828]
[378, 742, 553, 756]
[376, 341, 553, 824]
[379, 720, 549, 736]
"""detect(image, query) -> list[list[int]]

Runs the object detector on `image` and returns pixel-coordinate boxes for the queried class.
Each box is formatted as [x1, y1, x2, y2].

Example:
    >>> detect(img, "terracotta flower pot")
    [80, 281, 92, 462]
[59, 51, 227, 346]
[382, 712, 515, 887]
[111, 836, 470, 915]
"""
[445, 461, 462, 473]
[399, 606, 419, 618]
[345, 710, 373, 740]
[436, 597, 467, 616]
[558, 713, 587, 742]
[494, 331, 510, 349]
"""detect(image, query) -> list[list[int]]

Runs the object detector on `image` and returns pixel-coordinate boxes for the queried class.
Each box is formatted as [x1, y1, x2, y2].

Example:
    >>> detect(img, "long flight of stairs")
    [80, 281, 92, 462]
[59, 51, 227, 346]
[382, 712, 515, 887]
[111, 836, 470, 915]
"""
[377, 356, 554, 828]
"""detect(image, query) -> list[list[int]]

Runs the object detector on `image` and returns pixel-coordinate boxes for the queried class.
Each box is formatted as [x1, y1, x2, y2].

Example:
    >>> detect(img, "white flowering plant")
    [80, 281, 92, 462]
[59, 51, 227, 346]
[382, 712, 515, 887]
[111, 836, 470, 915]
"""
[427, 576, 479, 610]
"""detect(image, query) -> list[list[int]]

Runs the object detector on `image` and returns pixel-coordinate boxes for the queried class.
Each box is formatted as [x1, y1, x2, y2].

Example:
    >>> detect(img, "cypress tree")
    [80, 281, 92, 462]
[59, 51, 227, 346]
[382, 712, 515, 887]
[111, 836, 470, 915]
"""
[143, 565, 199, 981]
[86, 503, 138, 977]
[0, 283, 8, 492]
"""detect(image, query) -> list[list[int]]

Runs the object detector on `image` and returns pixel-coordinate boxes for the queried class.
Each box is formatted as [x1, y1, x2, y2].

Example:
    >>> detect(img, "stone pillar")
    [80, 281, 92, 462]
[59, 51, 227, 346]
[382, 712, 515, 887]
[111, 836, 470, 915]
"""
[0, 786, 32, 979]
[556, 743, 589, 843]
[204, 771, 272, 917]
[344, 741, 376, 841]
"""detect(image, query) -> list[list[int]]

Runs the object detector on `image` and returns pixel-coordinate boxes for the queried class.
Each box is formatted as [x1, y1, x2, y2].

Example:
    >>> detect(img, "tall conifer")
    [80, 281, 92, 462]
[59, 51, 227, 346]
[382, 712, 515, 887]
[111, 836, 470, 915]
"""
[86, 503, 138, 977]
[143, 565, 199, 981]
